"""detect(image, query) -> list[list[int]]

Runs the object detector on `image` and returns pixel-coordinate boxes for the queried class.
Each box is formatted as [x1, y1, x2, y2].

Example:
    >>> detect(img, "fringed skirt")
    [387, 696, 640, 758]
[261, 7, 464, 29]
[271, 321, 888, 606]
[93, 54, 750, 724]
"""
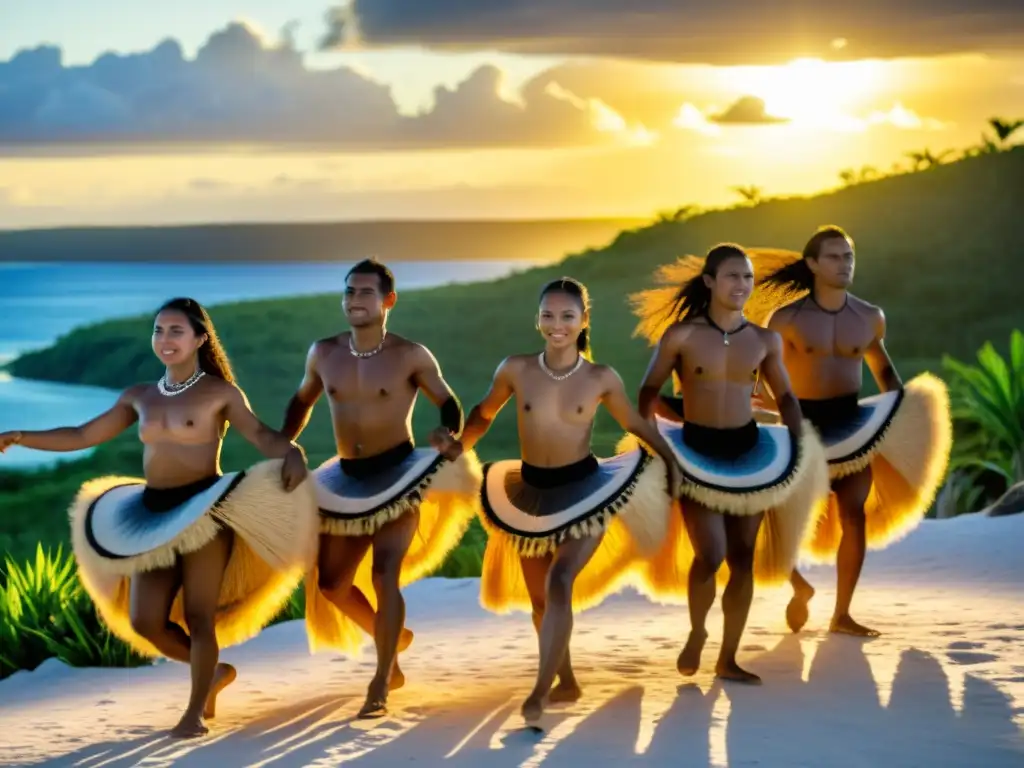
[797, 372, 953, 564]
[68, 458, 320, 659]
[478, 447, 673, 615]
[305, 441, 481, 655]
[619, 416, 829, 597]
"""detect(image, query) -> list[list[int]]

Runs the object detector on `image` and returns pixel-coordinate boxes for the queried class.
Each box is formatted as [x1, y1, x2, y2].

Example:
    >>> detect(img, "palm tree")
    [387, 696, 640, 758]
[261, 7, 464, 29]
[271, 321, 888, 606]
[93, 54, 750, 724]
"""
[941, 329, 1024, 491]
[988, 117, 1024, 147]
[731, 185, 763, 205]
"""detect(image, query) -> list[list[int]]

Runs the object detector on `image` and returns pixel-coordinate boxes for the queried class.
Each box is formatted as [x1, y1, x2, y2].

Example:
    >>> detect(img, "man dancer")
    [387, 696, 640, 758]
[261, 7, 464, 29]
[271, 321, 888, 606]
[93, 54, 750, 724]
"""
[281, 258, 481, 717]
[752, 225, 952, 637]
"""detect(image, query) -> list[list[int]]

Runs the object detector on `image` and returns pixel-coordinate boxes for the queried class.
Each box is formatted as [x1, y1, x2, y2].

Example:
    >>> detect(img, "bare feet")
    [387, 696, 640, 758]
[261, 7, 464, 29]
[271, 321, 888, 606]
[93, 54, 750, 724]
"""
[521, 694, 544, 723]
[786, 582, 815, 633]
[203, 663, 237, 720]
[398, 627, 415, 653]
[677, 629, 708, 676]
[830, 614, 880, 637]
[358, 677, 390, 719]
[715, 659, 762, 685]
[548, 678, 582, 704]
[170, 713, 209, 739]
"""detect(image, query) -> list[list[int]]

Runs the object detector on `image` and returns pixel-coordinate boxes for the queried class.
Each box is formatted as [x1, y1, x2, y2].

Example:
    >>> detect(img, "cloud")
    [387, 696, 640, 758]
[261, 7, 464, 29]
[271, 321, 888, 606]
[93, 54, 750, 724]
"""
[323, 1, 1024, 64]
[711, 96, 788, 124]
[0, 22, 645, 154]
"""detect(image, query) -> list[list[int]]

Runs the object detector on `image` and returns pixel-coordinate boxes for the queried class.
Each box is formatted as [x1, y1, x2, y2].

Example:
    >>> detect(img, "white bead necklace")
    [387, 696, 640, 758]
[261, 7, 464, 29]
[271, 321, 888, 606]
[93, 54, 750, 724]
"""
[349, 332, 387, 358]
[538, 351, 583, 381]
[157, 368, 205, 397]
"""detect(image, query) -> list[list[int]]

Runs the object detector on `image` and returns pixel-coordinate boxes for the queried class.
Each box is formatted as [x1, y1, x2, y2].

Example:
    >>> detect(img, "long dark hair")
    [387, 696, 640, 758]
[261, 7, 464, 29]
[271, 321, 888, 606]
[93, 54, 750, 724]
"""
[538, 277, 593, 360]
[651, 243, 748, 329]
[759, 224, 853, 295]
[156, 297, 237, 385]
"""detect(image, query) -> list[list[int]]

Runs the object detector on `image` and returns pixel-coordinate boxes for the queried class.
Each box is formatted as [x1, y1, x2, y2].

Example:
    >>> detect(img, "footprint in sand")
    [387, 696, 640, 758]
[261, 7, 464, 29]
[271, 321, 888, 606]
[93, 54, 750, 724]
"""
[948, 640, 985, 650]
[946, 651, 999, 665]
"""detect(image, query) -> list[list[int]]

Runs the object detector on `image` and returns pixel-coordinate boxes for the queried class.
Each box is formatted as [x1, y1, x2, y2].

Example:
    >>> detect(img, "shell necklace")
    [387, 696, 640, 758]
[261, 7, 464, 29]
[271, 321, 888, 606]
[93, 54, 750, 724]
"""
[538, 351, 583, 381]
[705, 315, 749, 346]
[349, 331, 387, 358]
[157, 367, 205, 397]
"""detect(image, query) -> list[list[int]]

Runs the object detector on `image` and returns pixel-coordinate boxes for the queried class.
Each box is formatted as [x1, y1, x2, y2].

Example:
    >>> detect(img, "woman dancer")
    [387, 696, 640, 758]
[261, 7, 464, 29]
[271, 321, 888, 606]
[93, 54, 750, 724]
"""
[0, 298, 319, 738]
[454, 277, 682, 723]
[624, 244, 829, 682]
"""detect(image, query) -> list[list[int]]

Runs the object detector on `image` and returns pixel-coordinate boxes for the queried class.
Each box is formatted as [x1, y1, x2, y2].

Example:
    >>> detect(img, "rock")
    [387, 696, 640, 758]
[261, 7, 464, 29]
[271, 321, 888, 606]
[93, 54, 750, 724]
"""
[986, 481, 1024, 517]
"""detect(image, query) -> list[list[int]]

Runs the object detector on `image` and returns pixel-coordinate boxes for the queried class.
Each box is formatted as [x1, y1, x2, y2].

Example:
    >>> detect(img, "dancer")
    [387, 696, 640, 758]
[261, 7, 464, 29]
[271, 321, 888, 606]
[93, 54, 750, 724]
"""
[281, 258, 481, 719]
[456, 276, 682, 723]
[626, 244, 829, 683]
[0, 297, 319, 738]
[750, 226, 952, 637]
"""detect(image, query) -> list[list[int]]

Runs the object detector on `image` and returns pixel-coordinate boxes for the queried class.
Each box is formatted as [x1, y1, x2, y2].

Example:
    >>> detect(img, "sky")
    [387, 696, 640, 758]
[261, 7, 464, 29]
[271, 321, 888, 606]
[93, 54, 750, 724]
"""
[1, 1, 1023, 227]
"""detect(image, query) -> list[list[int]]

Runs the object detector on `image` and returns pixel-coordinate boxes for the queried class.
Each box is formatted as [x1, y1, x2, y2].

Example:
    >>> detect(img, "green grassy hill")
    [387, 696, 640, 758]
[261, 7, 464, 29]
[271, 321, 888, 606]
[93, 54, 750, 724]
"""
[3, 145, 1022, 561]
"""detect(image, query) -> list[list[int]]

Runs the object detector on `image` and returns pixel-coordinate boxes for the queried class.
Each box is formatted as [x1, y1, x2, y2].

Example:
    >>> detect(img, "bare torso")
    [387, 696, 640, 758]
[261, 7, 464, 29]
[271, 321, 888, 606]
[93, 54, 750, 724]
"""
[769, 295, 882, 399]
[503, 354, 609, 467]
[132, 377, 232, 488]
[671, 320, 771, 429]
[312, 333, 423, 458]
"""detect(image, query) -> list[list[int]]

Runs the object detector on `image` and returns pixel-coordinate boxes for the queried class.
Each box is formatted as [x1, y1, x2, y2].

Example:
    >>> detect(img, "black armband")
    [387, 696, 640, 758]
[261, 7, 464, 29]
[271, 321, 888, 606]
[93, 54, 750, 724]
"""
[439, 396, 464, 436]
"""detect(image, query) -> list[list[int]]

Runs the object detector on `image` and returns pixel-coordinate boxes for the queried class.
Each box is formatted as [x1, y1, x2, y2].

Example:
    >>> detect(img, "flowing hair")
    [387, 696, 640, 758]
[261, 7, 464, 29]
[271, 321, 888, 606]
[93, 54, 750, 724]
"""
[629, 244, 804, 345]
[756, 225, 855, 313]
[539, 277, 593, 361]
[156, 297, 237, 385]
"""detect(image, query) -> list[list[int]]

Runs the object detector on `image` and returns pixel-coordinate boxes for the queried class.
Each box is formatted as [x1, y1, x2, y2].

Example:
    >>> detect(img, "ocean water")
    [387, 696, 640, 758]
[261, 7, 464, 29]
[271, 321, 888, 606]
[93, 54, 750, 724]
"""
[0, 259, 532, 468]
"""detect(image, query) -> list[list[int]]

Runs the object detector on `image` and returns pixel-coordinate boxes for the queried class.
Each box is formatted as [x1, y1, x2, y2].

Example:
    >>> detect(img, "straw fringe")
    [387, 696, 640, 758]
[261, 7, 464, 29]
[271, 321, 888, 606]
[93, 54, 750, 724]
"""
[801, 373, 953, 564]
[68, 459, 320, 658]
[478, 453, 673, 615]
[304, 451, 482, 656]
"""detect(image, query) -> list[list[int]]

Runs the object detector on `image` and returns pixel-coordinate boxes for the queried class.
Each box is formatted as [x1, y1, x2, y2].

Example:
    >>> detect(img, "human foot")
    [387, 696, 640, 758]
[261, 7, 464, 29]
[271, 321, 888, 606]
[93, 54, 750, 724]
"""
[202, 663, 237, 719]
[677, 629, 708, 676]
[170, 713, 209, 739]
[715, 659, 762, 685]
[830, 614, 880, 637]
[786, 583, 815, 633]
[521, 694, 544, 723]
[358, 677, 390, 719]
[548, 678, 582, 704]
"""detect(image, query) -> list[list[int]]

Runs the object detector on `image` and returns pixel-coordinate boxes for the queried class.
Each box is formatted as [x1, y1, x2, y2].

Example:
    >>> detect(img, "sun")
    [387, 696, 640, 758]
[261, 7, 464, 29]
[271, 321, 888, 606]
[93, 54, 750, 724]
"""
[728, 57, 885, 127]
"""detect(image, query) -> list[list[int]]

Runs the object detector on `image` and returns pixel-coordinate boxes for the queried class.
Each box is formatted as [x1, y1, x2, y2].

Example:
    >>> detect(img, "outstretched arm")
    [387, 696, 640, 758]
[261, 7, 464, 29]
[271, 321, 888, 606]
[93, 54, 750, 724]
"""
[0, 387, 140, 453]
[458, 358, 516, 453]
[760, 332, 803, 438]
[601, 368, 682, 495]
[864, 309, 902, 393]
[638, 327, 685, 421]
[281, 342, 325, 441]
[410, 343, 464, 438]
[225, 384, 307, 490]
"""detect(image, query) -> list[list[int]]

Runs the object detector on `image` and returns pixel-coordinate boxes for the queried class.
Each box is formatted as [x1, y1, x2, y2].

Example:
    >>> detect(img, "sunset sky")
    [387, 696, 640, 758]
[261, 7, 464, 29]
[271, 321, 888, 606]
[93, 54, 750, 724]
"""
[2, 1, 1023, 227]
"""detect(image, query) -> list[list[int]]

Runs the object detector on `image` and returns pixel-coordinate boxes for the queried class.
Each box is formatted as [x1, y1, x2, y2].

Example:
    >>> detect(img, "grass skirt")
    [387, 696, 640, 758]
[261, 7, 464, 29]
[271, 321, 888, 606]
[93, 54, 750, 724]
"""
[68, 458, 320, 658]
[304, 449, 482, 655]
[801, 373, 953, 563]
[618, 417, 830, 597]
[478, 447, 674, 615]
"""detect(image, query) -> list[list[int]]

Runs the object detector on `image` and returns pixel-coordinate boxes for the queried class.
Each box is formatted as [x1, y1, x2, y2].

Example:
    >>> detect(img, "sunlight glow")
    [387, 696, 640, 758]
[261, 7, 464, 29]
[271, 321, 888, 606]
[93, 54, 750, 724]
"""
[545, 82, 657, 146]
[708, 687, 731, 768]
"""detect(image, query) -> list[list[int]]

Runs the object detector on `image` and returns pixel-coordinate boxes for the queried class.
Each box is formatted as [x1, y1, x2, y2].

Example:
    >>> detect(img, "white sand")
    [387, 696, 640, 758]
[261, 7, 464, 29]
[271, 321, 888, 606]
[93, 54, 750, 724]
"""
[2, 512, 1023, 767]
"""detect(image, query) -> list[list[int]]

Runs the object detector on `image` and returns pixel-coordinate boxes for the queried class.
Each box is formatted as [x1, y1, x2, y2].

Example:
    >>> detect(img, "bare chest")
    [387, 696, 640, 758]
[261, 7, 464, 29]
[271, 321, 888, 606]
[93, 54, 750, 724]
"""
[516, 371, 602, 426]
[320, 351, 414, 404]
[137, 390, 222, 442]
[787, 312, 875, 360]
[680, 330, 764, 385]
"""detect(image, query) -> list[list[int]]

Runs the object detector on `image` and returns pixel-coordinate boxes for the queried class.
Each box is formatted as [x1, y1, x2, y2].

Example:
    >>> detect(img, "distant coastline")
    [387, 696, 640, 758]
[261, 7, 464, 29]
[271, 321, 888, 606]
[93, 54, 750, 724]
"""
[0, 218, 648, 264]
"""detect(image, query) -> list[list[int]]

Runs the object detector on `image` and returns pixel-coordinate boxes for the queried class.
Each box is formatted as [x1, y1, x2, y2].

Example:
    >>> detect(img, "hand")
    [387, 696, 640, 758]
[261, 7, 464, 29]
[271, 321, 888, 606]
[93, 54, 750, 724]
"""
[428, 426, 463, 461]
[751, 391, 773, 411]
[280, 445, 308, 493]
[0, 431, 22, 454]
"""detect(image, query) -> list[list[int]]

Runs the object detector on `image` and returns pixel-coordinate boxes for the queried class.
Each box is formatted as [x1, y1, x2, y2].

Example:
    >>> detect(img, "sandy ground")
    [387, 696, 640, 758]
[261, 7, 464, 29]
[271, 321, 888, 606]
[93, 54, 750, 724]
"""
[2, 512, 1022, 767]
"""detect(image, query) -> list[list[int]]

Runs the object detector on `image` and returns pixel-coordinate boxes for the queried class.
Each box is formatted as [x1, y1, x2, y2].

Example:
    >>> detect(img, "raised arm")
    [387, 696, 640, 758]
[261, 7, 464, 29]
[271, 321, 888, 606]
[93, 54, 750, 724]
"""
[863, 308, 902, 393]
[224, 384, 308, 491]
[458, 358, 516, 453]
[0, 386, 140, 454]
[410, 343, 464, 438]
[281, 341, 325, 441]
[600, 367, 682, 496]
[638, 326, 685, 421]
[759, 331, 803, 438]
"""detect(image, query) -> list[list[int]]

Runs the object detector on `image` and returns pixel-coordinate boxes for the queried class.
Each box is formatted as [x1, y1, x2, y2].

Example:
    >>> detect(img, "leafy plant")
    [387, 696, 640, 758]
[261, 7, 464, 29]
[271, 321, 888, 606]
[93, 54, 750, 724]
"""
[941, 329, 1024, 495]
